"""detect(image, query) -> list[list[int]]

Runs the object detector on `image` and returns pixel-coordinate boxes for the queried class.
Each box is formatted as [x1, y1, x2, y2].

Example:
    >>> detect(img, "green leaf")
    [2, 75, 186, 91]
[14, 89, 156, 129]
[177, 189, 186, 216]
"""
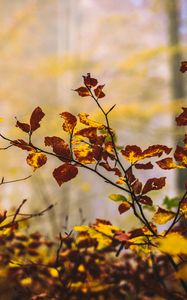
[108, 194, 127, 202]
[163, 196, 179, 210]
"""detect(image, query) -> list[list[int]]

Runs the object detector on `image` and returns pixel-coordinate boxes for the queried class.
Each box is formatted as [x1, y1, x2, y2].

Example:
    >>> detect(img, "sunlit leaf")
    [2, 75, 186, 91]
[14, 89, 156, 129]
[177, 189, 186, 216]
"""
[74, 144, 95, 164]
[121, 145, 171, 163]
[78, 113, 105, 129]
[60, 112, 77, 133]
[152, 207, 175, 224]
[157, 232, 187, 255]
[26, 151, 47, 170]
[108, 194, 127, 202]
[53, 163, 78, 186]
[156, 157, 185, 169]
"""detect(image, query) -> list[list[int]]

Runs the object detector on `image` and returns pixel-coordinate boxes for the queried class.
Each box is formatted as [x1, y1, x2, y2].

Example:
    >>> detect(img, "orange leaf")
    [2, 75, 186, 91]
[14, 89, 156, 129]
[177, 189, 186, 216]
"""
[118, 202, 131, 214]
[30, 107, 45, 132]
[75, 127, 97, 139]
[174, 146, 187, 166]
[74, 87, 90, 97]
[60, 112, 77, 133]
[152, 207, 175, 225]
[142, 177, 166, 195]
[53, 163, 78, 186]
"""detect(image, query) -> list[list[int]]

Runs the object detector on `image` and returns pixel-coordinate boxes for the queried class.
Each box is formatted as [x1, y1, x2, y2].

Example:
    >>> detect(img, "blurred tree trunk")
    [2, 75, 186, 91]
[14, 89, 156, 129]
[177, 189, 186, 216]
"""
[166, 0, 186, 191]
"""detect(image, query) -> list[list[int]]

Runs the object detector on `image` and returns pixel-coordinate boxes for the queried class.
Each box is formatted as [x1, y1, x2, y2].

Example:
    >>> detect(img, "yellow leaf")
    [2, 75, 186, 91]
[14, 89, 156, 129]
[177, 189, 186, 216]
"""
[26, 151, 47, 170]
[0, 117, 3, 122]
[78, 113, 105, 129]
[74, 144, 95, 164]
[180, 199, 187, 218]
[152, 207, 175, 224]
[158, 232, 187, 255]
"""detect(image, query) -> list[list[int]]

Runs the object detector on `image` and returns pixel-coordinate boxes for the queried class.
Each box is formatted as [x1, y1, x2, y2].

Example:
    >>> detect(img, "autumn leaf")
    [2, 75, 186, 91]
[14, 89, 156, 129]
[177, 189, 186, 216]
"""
[157, 232, 187, 255]
[180, 198, 187, 218]
[44, 136, 71, 162]
[138, 195, 153, 206]
[60, 112, 77, 133]
[30, 107, 45, 132]
[53, 163, 78, 186]
[131, 179, 142, 195]
[180, 61, 187, 73]
[83, 73, 98, 87]
[74, 87, 90, 97]
[10, 139, 33, 151]
[99, 162, 122, 177]
[174, 145, 187, 166]
[78, 113, 105, 129]
[74, 144, 95, 164]
[142, 177, 166, 195]
[121, 145, 142, 163]
[75, 127, 97, 140]
[108, 194, 127, 202]
[121, 145, 172, 163]
[176, 107, 187, 126]
[118, 202, 131, 214]
[26, 151, 47, 170]
[152, 207, 175, 224]
[156, 157, 185, 169]
[16, 120, 30, 133]
[135, 162, 153, 169]
[94, 85, 105, 99]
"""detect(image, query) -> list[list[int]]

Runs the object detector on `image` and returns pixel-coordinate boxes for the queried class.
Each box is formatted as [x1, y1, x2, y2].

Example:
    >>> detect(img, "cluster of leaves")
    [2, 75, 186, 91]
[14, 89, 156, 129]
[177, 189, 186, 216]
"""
[0, 209, 185, 300]
[1, 66, 187, 298]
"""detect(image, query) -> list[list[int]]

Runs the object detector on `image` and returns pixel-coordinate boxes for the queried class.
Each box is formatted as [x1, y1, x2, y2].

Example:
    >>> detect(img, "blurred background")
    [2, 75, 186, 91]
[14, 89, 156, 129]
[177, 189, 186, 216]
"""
[0, 0, 187, 236]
